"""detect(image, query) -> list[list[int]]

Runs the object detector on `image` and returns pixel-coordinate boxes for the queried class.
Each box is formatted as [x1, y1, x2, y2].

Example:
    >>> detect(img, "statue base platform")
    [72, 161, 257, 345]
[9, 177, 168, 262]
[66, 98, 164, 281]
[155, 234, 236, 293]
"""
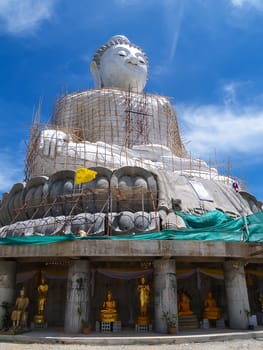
[34, 314, 45, 324]
[178, 314, 199, 331]
[100, 317, 119, 322]
[96, 321, 122, 333]
[203, 312, 221, 320]
[137, 316, 150, 325]
[202, 317, 225, 329]
[0, 327, 30, 335]
[31, 321, 48, 329]
[216, 318, 225, 328]
[135, 323, 152, 332]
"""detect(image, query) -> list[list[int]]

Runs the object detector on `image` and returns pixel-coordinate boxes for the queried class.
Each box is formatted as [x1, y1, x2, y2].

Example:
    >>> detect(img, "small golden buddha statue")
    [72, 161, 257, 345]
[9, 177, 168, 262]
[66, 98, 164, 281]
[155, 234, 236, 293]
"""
[137, 276, 150, 325]
[34, 276, 48, 324]
[203, 291, 221, 320]
[100, 290, 119, 322]
[178, 292, 193, 316]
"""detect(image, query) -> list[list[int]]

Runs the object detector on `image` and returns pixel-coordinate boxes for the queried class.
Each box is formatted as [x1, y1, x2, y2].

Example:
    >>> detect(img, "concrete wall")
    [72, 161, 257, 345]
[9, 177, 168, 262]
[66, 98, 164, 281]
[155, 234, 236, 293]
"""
[0, 240, 254, 260]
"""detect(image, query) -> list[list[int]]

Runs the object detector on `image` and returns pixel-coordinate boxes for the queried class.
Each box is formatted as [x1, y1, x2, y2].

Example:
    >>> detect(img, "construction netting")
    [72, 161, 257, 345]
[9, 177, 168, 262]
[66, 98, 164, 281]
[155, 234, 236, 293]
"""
[0, 210, 262, 245]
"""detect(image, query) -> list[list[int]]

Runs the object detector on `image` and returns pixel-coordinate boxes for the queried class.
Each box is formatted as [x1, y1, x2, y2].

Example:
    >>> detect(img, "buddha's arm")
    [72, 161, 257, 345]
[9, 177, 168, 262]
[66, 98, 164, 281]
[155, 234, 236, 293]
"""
[38, 129, 98, 160]
[39, 129, 74, 158]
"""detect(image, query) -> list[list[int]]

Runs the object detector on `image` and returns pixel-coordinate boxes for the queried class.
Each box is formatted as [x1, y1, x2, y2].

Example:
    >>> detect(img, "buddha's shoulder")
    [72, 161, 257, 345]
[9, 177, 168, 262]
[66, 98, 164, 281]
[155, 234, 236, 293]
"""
[57, 88, 173, 106]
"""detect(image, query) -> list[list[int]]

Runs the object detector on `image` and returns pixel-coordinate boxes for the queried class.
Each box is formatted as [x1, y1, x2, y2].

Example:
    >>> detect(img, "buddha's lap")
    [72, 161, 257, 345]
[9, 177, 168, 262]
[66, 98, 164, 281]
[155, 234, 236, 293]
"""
[100, 309, 117, 314]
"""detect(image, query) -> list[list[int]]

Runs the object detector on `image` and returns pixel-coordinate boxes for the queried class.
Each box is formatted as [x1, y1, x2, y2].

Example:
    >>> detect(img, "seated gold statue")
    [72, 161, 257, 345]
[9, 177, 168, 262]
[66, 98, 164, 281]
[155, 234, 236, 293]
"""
[11, 287, 29, 329]
[203, 291, 221, 320]
[100, 290, 119, 322]
[178, 292, 193, 316]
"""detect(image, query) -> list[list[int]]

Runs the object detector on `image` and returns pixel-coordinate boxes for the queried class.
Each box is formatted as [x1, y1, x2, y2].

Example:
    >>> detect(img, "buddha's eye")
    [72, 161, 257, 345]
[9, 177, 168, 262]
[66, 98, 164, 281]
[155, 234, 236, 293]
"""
[118, 50, 127, 57]
[137, 56, 145, 64]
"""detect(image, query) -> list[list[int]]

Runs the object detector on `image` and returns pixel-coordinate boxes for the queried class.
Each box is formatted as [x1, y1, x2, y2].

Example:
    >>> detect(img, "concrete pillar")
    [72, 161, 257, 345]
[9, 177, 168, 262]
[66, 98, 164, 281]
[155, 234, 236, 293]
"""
[0, 261, 16, 329]
[154, 259, 177, 333]
[224, 261, 250, 329]
[64, 260, 90, 333]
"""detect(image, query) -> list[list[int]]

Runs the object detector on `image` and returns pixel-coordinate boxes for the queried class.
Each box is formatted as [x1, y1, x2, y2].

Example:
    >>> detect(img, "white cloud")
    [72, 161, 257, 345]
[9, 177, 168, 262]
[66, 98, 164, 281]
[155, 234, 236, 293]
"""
[231, 0, 263, 10]
[0, 0, 57, 35]
[178, 103, 263, 161]
[162, 0, 184, 63]
[221, 81, 253, 106]
[222, 83, 237, 105]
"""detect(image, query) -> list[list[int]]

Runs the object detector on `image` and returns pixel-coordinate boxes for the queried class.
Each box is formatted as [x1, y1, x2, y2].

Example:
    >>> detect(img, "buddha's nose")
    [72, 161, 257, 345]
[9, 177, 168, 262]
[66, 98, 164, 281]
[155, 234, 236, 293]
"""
[127, 56, 139, 65]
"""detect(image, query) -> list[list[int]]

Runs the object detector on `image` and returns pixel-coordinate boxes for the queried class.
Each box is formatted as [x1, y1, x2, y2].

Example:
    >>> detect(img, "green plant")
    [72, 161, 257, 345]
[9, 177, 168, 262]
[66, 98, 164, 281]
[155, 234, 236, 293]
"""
[81, 319, 90, 327]
[162, 311, 177, 328]
[245, 309, 252, 318]
[77, 306, 83, 319]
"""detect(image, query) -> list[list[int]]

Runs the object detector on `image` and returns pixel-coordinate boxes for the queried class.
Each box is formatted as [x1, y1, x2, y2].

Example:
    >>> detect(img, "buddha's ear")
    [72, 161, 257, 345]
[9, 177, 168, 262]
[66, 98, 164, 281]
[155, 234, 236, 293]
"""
[90, 61, 102, 88]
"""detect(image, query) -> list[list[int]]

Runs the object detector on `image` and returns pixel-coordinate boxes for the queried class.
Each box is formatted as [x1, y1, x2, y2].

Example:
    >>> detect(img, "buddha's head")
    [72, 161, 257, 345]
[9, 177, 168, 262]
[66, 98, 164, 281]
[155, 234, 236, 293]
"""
[207, 291, 212, 298]
[91, 35, 148, 93]
[107, 290, 113, 300]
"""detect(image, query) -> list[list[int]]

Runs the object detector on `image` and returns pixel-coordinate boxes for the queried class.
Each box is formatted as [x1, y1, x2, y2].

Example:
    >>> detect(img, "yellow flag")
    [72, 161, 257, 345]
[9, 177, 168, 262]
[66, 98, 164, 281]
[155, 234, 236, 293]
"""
[75, 168, 97, 185]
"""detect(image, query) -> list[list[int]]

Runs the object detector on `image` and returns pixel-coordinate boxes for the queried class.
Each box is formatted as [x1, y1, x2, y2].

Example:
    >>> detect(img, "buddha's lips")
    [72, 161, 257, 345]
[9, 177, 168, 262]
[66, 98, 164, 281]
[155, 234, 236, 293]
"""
[125, 62, 144, 72]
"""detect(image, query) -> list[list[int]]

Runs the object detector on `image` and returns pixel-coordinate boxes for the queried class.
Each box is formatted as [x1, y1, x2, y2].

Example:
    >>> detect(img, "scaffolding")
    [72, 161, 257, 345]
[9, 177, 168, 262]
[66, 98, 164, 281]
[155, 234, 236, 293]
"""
[25, 88, 185, 178]
[24, 87, 246, 192]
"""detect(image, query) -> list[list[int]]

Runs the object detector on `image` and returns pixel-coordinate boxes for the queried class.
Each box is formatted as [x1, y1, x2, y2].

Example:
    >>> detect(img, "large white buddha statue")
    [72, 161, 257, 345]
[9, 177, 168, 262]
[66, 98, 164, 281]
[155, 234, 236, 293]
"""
[31, 35, 203, 177]
[0, 35, 260, 236]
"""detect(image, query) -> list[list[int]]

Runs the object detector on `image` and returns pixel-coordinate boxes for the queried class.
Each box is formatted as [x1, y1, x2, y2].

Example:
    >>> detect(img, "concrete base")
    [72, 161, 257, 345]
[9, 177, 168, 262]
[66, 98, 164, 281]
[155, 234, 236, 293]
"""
[0, 328, 30, 335]
[179, 314, 199, 331]
[135, 323, 152, 332]
[96, 321, 122, 333]
[1, 327, 263, 346]
[31, 322, 48, 329]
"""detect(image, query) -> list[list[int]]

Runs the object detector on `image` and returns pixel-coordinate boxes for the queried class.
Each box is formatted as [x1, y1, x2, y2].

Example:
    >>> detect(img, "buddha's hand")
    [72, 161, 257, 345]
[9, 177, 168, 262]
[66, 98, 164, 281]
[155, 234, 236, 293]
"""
[39, 129, 73, 158]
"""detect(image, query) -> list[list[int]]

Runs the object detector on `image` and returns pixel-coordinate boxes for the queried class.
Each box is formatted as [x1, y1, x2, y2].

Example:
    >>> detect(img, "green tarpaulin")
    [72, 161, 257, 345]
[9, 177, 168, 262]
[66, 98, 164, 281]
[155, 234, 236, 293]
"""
[0, 210, 262, 245]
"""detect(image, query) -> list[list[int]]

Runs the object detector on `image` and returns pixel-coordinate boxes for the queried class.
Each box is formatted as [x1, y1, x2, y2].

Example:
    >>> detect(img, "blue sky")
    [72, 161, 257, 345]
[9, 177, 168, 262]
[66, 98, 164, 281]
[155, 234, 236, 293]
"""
[0, 0, 263, 200]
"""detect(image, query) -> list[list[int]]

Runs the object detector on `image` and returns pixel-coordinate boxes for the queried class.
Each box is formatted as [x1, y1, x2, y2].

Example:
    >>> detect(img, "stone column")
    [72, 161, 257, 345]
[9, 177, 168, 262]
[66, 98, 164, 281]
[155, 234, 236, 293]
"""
[224, 261, 250, 329]
[0, 261, 16, 329]
[64, 260, 90, 333]
[154, 259, 177, 333]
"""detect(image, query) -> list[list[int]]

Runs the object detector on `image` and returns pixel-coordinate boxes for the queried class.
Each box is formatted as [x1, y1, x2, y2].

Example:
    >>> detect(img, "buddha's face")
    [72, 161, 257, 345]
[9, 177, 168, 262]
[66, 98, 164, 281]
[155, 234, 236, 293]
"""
[100, 44, 148, 92]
